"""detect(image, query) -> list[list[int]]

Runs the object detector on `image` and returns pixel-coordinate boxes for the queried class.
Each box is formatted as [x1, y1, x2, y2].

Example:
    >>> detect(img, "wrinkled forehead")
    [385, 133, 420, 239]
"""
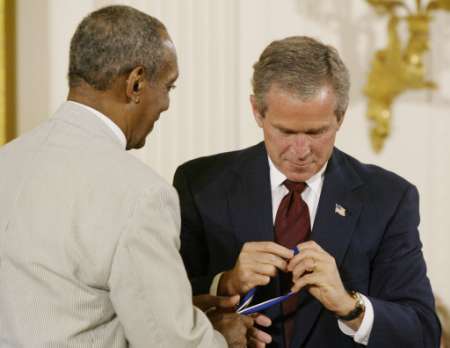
[267, 83, 337, 105]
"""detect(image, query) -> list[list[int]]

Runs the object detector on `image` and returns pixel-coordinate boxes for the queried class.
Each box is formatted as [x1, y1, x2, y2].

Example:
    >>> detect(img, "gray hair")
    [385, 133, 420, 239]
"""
[252, 36, 350, 120]
[69, 5, 168, 90]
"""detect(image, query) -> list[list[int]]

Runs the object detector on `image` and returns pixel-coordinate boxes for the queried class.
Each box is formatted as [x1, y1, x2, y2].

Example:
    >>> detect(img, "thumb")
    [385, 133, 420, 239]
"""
[193, 294, 240, 312]
[212, 294, 241, 310]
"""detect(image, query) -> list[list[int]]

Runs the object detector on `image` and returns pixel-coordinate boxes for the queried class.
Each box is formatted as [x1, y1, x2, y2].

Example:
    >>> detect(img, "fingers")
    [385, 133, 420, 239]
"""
[249, 252, 288, 272]
[248, 327, 272, 345]
[299, 240, 325, 252]
[192, 294, 215, 312]
[249, 262, 279, 278]
[290, 257, 317, 282]
[232, 272, 270, 293]
[209, 313, 251, 348]
[193, 294, 240, 312]
[241, 315, 255, 328]
[225, 241, 329, 295]
[287, 244, 327, 272]
[252, 313, 272, 327]
[222, 242, 295, 295]
[248, 337, 267, 348]
[291, 272, 317, 293]
[243, 241, 294, 260]
[213, 294, 240, 309]
[247, 314, 272, 348]
[237, 242, 295, 282]
[287, 242, 331, 292]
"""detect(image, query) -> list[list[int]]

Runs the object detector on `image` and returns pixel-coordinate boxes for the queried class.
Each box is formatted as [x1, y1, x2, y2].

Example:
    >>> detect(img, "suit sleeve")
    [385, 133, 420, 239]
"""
[107, 184, 226, 348]
[173, 166, 217, 295]
[368, 184, 441, 347]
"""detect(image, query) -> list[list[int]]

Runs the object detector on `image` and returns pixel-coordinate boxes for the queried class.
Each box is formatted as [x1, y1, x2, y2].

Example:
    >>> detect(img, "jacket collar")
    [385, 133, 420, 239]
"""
[53, 101, 125, 150]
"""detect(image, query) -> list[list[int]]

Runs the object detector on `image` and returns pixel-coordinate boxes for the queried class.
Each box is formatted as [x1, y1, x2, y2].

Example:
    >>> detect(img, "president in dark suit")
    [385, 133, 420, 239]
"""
[173, 36, 441, 347]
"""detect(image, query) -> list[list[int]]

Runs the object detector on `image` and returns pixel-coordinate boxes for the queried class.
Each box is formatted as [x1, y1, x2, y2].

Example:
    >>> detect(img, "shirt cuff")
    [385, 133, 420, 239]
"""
[337, 294, 374, 346]
[209, 272, 224, 296]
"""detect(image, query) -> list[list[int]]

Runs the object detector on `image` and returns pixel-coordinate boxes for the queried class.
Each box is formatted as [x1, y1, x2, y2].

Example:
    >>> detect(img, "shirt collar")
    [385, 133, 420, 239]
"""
[67, 101, 127, 149]
[268, 156, 327, 195]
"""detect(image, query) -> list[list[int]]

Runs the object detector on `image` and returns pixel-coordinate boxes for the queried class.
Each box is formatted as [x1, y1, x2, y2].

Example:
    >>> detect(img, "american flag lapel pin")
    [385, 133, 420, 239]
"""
[335, 203, 346, 217]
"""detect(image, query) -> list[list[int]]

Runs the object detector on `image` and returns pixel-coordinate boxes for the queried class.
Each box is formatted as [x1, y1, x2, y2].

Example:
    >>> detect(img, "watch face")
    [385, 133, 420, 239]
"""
[355, 292, 365, 310]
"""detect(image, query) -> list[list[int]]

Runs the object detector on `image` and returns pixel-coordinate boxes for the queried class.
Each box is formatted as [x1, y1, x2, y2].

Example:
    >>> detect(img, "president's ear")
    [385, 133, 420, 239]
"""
[336, 110, 346, 130]
[250, 95, 264, 128]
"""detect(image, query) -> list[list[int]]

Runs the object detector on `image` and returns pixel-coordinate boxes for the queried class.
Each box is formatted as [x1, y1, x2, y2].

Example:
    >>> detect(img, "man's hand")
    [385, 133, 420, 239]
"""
[209, 312, 273, 348]
[208, 312, 254, 348]
[287, 241, 363, 330]
[193, 294, 273, 347]
[194, 294, 253, 347]
[218, 241, 294, 295]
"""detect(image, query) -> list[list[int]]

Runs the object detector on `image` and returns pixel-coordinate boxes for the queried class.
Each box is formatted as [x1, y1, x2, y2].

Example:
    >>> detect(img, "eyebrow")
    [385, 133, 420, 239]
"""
[274, 124, 330, 134]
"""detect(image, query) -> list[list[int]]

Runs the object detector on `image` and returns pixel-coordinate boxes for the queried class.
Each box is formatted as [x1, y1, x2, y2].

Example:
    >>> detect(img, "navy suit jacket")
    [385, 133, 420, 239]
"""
[173, 143, 440, 347]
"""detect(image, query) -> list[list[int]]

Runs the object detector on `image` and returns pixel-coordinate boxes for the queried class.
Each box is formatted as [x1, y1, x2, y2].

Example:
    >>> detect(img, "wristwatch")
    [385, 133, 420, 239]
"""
[336, 291, 365, 321]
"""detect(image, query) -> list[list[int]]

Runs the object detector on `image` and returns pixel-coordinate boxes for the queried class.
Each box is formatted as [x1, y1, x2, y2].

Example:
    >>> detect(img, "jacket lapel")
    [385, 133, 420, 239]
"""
[291, 148, 364, 348]
[227, 142, 274, 245]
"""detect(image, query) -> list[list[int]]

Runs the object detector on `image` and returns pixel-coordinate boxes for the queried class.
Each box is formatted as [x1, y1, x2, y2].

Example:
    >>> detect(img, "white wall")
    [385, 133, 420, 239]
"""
[17, 0, 450, 306]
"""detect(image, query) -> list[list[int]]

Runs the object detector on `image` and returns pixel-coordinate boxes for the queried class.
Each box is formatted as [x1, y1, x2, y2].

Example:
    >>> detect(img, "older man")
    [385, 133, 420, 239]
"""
[174, 36, 441, 347]
[0, 5, 263, 347]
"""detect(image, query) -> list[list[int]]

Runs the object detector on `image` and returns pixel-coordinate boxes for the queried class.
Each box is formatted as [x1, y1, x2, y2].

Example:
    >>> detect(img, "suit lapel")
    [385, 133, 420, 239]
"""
[227, 142, 274, 245]
[291, 149, 364, 348]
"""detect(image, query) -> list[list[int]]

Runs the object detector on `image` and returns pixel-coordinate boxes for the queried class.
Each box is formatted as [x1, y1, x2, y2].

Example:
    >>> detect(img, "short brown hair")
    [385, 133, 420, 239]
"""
[69, 5, 167, 90]
[252, 36, 350, 120]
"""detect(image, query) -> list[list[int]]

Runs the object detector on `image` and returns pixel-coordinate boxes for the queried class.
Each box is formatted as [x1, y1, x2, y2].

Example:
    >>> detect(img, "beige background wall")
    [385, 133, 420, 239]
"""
[17, 0, 450, 305]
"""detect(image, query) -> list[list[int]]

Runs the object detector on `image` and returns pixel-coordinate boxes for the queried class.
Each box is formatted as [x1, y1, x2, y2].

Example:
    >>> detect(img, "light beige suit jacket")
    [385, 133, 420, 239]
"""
[0, 102, 226, 348]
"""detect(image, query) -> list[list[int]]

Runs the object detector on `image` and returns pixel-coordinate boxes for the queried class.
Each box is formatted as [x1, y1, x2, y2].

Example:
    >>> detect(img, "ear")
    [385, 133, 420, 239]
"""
[336, 110, 346, 130]
[250, 95, 264, 128]
[126, 66, 145, 102]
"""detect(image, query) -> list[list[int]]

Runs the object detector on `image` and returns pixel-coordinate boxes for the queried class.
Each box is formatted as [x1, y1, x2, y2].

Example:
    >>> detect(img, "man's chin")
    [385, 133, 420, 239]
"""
[126, 138, 146, 150]
[286, 172, 313, 183]
[135, 139, 146, 149]
[284, 164, 316, 182]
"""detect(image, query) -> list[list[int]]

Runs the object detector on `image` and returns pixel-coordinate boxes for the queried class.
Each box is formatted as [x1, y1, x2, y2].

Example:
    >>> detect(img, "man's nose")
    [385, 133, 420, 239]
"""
[162, 99, 170, 112]
[292, 133, 310, 159]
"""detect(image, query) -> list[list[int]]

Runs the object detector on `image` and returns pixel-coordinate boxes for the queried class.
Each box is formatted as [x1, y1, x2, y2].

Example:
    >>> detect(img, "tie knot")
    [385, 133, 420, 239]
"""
[283, 180, 306, 193]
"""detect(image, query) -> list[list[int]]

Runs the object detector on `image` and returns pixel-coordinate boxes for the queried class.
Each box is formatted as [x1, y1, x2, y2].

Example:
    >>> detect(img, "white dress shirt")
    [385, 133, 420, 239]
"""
[210, 156, 374, 345]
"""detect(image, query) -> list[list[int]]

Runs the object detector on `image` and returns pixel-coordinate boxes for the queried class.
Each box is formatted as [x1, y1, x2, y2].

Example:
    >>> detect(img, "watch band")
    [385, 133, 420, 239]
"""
[336, 291, 365, 321]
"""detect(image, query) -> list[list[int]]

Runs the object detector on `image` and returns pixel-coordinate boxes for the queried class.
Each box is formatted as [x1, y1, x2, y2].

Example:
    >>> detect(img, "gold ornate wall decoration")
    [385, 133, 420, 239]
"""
[0, 0, 16, 146]
[364, 0, 450, 152]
